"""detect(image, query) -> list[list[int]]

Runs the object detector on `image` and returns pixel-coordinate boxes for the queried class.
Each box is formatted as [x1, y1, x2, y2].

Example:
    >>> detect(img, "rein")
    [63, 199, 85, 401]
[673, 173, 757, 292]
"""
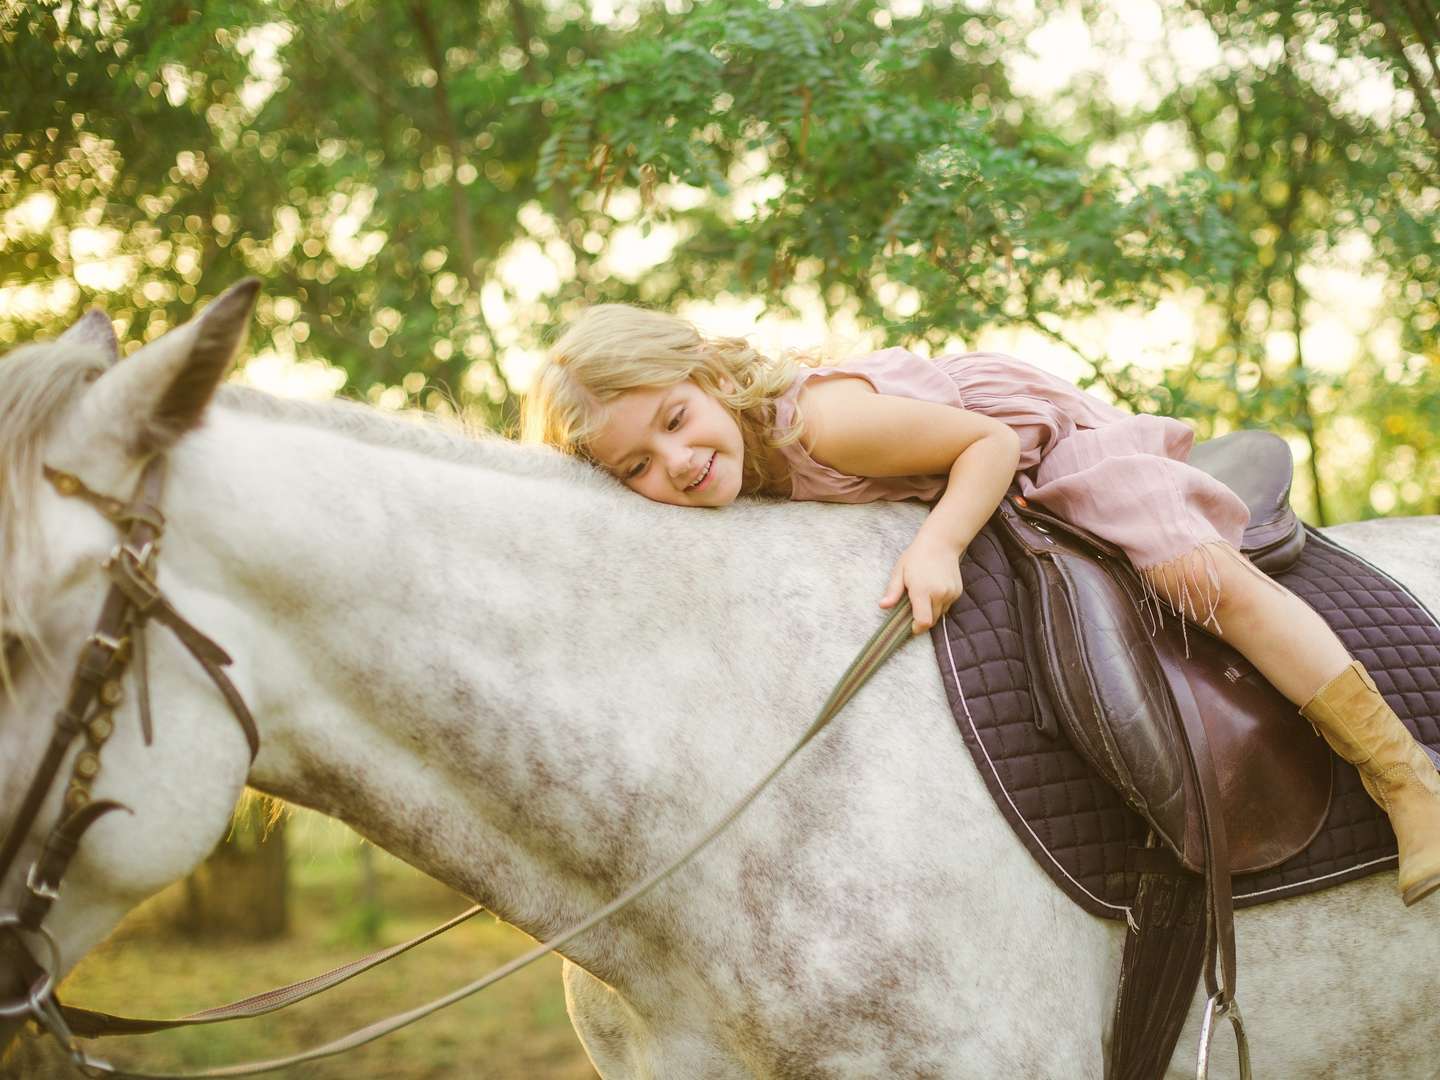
[0, 457, 917, 1079]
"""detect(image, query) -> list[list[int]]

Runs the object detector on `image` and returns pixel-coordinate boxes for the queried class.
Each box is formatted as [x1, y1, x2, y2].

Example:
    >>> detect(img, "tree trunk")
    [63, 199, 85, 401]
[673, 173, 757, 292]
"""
[177, 799, 289, 940]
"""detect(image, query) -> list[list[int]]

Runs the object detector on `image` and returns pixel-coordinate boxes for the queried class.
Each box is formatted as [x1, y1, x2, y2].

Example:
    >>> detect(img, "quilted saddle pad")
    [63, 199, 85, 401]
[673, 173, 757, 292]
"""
[932, 522, 1440, 921]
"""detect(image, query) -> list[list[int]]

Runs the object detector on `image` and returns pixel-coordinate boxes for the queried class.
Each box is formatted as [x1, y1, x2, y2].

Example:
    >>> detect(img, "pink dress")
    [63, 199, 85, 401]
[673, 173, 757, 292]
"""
[769, 348, 1252, 623]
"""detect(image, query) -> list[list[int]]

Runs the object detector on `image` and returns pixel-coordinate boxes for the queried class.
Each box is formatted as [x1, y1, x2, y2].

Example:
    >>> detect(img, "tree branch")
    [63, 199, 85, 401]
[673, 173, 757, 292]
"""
[1368, 0, 1440, 152]
[1396, 0, 1440, 89]
[298, 12, 410, 119]
[507, 0, 540, 84]
[408, 1, 480, 294]
[407, 0, 511, 413]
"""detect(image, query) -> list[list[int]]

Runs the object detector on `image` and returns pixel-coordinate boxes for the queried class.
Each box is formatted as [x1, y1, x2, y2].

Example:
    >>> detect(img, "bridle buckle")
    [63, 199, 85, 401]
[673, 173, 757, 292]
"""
[103, 542, 162, 612]
[25, 861, 61, 902]
[127, 540, 156, 568]
[86, 631, 130, 660]
[103, 540, 156, 573]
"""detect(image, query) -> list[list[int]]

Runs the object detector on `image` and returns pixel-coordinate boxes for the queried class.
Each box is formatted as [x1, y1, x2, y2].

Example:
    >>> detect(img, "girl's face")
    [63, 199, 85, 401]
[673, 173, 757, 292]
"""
[588, 379, 745, 507]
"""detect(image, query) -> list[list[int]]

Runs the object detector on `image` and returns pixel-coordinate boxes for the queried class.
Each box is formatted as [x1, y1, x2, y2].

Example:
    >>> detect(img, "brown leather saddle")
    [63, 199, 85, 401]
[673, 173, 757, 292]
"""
[994, 429, 1326, 1080]
[1001, 431, 1330, 876]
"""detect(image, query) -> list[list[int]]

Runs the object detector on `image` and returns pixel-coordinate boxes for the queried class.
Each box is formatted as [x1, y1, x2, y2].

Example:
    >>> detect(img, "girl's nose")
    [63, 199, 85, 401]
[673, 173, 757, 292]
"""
[663, 443, 692, 478]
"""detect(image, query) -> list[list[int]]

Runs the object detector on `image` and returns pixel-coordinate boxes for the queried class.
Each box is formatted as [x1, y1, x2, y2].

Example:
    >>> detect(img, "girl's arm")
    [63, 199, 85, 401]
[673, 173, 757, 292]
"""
[797, 376, 1022, 634]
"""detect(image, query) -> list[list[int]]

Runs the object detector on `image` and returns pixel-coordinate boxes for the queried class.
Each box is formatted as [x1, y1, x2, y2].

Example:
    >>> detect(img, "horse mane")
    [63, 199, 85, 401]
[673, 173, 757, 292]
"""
[0, 343, 614, 679]
[214, 384, 614, 489]
[0, 340, 109, 679]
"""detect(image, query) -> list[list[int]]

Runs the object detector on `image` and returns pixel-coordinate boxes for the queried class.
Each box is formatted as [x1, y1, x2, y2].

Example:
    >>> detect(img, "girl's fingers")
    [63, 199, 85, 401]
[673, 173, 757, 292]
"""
[916, 583, 964, 633]
[879, 566, 905, 608]
[911, 595, 933, 634]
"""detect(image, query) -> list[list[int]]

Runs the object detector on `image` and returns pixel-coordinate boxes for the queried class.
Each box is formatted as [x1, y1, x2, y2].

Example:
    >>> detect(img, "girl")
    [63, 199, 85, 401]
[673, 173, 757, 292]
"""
[521, 303, 1440, 908]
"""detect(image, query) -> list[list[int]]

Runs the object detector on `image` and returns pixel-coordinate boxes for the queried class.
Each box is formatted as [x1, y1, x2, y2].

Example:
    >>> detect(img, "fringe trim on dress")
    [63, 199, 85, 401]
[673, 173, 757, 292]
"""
[1134, 541, 1290, 656]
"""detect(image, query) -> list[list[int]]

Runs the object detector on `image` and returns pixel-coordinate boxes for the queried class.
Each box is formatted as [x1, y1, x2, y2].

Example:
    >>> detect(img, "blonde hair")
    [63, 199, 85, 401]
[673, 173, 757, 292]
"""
[522, 304, 806, 495]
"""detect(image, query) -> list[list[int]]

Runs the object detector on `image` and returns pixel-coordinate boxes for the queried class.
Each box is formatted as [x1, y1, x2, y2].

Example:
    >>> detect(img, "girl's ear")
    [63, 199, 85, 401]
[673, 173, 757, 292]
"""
[82, 279, 260, 455]
[57, 308, 120, 364]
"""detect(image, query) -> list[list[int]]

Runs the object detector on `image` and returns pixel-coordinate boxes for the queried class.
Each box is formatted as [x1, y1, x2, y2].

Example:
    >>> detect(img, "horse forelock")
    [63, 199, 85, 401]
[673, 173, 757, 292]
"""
[0, 339, 108, 675]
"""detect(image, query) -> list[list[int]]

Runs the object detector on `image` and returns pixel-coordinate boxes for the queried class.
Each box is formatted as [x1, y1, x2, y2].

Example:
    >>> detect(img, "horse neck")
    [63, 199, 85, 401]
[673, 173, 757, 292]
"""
[163, 405, 812, 944]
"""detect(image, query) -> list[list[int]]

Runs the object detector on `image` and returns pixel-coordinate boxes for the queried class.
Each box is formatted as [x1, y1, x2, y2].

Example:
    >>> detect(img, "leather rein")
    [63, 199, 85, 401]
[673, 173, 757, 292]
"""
[0, 457, 917, 1079]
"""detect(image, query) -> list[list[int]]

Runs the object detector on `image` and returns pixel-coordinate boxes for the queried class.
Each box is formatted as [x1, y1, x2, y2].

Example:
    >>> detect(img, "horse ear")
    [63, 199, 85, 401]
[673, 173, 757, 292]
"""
[86, 279, 260, 455]
[58, 309, 119, 364]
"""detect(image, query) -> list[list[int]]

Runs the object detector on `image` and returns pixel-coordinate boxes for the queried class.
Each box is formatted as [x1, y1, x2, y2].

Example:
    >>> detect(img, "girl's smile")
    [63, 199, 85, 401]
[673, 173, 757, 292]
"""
[588, 380, 745, 507]
[688, 451, 716, 491]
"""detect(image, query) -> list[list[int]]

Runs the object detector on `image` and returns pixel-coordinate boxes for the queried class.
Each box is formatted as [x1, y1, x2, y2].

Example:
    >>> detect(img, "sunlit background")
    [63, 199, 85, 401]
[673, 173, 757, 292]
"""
[2, 0, 1438, 1075]
[4, 0, 1438, 522]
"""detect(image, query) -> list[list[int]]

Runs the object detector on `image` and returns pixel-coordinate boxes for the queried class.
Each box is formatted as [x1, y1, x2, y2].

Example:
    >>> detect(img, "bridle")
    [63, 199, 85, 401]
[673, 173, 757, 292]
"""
[0, 454, 917, 1078]
[0, 456, 259, 1066]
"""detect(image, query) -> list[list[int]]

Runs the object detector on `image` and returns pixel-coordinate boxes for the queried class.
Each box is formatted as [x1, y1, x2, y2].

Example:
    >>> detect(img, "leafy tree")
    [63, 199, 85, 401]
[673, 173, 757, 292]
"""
[530, 0, 1247, 407]
[1030, 0, 1440, 520]
[3, 0, 1435, 520]
[1, 0, 607, 427]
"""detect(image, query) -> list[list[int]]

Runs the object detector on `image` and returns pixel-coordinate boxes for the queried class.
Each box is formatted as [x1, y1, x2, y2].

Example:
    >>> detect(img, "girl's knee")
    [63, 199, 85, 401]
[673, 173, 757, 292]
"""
[1140, 542, 1284, 633]
[1158, 543, 1291, 635]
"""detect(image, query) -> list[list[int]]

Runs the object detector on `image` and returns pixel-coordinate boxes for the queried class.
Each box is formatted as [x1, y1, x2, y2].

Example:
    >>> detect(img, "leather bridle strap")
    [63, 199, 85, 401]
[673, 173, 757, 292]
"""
[16, 802, 130, 931]
[0, 459, 261, 1041]
[40, 460, 260, 760]
[0, 452, 164, 911]
[56, 601, 918, 1079]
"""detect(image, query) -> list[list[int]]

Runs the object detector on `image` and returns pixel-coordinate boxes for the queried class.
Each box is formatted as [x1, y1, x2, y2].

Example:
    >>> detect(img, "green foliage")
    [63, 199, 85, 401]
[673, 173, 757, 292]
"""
[1043, 0, 1440, 520]
[2, 0, 1435, 520]
[529, 0, 1248, 404]
[1, 0, 609, 427]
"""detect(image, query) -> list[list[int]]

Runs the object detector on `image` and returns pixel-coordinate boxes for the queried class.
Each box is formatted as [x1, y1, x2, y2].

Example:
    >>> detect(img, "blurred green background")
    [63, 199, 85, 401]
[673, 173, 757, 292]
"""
[4, 0, 1438, 521]
[2, 0, 1438, 1074]
[4, 810, 596, 1078]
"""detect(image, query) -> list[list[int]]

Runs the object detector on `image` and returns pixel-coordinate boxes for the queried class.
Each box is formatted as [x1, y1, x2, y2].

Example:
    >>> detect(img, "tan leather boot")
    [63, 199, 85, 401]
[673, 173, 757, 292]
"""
[1302, 661, 1440, 906]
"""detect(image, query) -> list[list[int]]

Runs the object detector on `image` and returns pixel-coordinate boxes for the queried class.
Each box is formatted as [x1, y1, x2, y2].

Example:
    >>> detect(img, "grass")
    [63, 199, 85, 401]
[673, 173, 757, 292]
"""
[3, 811, 598, 1079]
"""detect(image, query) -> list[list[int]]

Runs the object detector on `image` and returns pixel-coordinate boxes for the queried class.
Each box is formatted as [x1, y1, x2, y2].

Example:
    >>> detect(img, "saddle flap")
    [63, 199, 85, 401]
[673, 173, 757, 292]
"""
[998, 502, 1191, 855]
[998, 498, 1333, 875]
[1164, 638, 1334, 872]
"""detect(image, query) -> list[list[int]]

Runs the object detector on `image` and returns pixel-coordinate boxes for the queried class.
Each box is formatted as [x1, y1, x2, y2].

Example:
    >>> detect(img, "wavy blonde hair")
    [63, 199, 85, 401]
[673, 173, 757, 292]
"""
[522, 304, 806, 495]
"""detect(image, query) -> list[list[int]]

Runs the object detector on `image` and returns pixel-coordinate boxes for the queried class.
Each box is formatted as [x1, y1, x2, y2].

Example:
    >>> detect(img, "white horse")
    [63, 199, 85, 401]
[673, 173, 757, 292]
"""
[2, 285, 1437, 1079]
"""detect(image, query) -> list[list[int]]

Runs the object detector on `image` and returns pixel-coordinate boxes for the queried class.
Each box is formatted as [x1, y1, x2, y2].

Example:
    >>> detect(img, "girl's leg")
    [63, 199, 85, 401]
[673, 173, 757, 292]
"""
[1144, 543, 1440, 906]
[1142, 543, 1347, 706]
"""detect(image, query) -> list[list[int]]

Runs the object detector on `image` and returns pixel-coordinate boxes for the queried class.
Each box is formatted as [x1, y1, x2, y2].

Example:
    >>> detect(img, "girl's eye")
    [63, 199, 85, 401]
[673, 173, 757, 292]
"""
[625, 459, 648, 481]
[666, 408, 685, 432]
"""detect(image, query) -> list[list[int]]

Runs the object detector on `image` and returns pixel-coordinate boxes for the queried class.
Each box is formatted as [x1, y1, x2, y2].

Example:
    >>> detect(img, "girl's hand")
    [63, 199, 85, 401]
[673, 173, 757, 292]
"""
[879, 536, 964, 635]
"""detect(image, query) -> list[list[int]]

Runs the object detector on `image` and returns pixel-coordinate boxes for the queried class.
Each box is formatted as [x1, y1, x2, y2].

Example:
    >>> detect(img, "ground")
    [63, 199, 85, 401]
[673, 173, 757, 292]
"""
[1, 811, 597, 1079]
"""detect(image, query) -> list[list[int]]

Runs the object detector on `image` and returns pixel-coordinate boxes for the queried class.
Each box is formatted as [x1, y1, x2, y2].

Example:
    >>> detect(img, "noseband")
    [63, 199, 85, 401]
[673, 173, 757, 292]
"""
[0, 456, 258, 1064]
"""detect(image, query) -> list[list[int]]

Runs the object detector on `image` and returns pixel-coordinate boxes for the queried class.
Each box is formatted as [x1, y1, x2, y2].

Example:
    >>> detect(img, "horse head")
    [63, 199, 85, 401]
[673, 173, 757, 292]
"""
[0, 282, 261, 1059]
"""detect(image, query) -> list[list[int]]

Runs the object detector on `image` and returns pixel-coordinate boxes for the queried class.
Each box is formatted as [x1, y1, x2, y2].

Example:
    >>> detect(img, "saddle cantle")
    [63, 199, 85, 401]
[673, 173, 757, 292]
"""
[1189, 429, 1305, 572]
